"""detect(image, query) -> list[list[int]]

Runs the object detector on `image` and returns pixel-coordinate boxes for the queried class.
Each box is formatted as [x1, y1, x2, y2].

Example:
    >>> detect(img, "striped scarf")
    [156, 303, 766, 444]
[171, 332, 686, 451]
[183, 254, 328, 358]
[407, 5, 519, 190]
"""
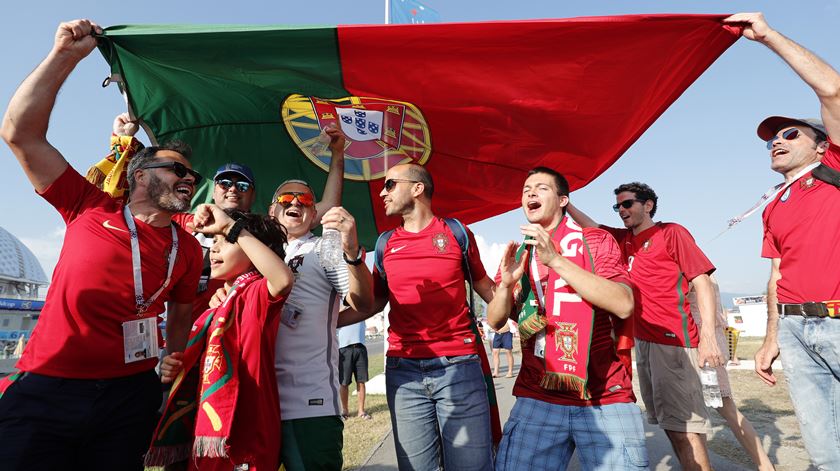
[146, 271, 260, 466]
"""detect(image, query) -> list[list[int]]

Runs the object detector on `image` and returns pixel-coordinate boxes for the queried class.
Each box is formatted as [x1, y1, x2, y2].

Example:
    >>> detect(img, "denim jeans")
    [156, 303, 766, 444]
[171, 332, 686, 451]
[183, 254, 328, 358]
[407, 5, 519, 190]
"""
[496, 398, 649, 471]
[778, 315, 840, 470]
[385, 354, 493, 471]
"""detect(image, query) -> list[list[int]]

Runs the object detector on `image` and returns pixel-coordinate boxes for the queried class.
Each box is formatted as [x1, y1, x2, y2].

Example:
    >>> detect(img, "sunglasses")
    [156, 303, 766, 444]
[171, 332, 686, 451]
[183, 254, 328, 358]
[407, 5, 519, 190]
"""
[141, 161, 203, 184]
[216, 178, 252, 193]
[612, 199, 645, 212]
[766, 128, 800, 150]
[276, 192, 315, 207]
[383, 179, 420, 192]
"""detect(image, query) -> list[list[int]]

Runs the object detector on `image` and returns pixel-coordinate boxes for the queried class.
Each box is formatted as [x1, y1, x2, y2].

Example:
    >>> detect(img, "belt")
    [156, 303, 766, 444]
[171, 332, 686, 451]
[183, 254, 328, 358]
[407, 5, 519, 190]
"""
[778, 301, 840, 318]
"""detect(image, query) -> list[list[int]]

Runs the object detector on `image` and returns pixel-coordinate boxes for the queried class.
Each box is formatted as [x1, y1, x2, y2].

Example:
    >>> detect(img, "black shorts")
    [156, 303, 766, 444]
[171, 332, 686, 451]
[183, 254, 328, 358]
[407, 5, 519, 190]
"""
[338, 343, 369, 386]
[492, 331, 513, 350]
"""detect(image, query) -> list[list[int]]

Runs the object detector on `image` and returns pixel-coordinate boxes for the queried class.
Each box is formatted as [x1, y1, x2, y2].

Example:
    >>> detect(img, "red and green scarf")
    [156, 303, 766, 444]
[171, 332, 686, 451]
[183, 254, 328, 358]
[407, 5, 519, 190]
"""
[516, 218, 597, 399]
[145, 271, 261, 467]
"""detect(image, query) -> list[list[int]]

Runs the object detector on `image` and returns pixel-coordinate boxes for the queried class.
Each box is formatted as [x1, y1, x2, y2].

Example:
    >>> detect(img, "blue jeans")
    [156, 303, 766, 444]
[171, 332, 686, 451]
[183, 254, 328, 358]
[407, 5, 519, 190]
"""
[496, 398, 649, 471]
[778, 316, 840, 469]
[385, 354, 493, 471]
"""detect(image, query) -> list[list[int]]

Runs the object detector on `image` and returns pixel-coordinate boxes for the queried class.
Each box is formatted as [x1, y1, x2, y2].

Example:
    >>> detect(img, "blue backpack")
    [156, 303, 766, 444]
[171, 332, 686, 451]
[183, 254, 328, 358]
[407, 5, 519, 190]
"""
[373, 218, 476, 318]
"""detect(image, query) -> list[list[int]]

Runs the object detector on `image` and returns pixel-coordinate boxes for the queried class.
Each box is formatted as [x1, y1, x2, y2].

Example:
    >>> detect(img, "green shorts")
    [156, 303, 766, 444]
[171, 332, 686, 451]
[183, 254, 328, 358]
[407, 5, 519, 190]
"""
[280, 416, 344, 471]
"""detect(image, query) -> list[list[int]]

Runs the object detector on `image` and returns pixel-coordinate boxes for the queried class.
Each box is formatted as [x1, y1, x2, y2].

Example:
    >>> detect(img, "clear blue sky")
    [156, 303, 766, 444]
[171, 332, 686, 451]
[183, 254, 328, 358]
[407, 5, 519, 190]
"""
[2, 1, 839, 295]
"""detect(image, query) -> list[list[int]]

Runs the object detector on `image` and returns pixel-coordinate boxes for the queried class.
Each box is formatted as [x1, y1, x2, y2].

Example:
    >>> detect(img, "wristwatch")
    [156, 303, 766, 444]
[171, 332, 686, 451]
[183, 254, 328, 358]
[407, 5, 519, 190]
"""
[343, 246, 365, 266]
[225, 219, 246, 244]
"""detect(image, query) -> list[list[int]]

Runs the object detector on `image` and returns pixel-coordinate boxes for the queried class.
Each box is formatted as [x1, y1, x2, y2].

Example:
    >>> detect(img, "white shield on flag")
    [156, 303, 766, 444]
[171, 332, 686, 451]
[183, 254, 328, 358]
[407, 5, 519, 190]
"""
[336, 107, 384, 142]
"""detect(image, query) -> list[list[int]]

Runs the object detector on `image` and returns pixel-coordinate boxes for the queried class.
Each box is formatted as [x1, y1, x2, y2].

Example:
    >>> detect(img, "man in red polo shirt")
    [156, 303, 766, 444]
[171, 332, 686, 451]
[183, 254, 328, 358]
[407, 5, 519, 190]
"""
[724, 12, 840, 469]
[569, 182, 721, 471]
[0, 19, 202, 470]
[371, 163, 496, 471]
[488, 167, 646, 471]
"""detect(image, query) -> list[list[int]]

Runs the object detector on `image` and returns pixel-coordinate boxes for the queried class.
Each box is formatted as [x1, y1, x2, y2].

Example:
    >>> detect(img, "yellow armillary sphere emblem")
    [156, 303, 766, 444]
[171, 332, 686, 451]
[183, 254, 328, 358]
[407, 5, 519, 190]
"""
[281, 94, 432, 181]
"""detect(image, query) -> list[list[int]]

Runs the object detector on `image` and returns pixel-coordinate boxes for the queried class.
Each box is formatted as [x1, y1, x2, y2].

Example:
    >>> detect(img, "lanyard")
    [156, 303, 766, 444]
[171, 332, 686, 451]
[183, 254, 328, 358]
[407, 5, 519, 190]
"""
[714, 162, 820, 240]
[123, 206, 179, 315]
[528, 222, 562, 308]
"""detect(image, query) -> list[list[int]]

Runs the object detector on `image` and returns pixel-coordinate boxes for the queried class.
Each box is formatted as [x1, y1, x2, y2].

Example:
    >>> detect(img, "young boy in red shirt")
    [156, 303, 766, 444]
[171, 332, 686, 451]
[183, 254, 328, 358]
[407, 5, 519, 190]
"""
[148, 204, 294, 471]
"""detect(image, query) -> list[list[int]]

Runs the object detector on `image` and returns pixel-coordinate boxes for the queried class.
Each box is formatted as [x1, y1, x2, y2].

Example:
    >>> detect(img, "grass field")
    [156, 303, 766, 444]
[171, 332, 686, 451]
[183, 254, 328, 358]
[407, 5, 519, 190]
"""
[341, 351, 390, 470]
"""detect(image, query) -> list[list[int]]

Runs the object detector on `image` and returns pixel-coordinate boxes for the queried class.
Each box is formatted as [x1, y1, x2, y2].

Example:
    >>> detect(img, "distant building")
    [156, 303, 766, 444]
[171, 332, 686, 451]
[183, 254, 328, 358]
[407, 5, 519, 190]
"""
[728, 295, 768, 337]
[0, 226, 48, 364]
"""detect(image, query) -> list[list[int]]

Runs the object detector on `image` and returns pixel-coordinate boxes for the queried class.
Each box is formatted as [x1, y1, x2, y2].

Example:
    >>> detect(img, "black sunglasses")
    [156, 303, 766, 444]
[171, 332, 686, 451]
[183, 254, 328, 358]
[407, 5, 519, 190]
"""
[383, 178, 420, 192]
[216, 178, 251, 193]
[612, 199, 645, 212]
[766, 128, 801, 150]
[141, 161, 203, 184]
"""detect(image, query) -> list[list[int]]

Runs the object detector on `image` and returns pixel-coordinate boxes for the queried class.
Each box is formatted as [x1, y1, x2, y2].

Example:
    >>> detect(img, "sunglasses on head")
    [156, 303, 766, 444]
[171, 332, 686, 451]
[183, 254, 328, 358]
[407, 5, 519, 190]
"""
[216, 178, 252, 193]
[276, 192, 315, 207]
[383, 178, 420, 192]
[766, 128, 800, 150]
[612, 199, 645, 212]
[141, 161, 203, 184]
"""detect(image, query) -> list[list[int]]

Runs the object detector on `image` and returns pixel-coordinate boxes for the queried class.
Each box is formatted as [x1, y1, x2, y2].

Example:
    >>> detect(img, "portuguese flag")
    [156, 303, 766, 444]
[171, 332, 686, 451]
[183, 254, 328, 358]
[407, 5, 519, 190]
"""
[97, 15, 740, 247]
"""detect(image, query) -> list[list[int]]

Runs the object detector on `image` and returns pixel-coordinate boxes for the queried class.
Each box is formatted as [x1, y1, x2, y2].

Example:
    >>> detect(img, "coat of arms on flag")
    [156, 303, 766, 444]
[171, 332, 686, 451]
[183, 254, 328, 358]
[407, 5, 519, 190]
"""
[281, 94, 432, 181]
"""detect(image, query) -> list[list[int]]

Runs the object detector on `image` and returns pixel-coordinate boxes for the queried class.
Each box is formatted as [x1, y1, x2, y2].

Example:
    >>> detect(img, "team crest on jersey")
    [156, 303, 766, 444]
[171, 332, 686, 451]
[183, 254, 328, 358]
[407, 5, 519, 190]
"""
[281, 94, 432, 181]
[554, 322, 578, 362]
[800, 177, 816, 190]
[642, 240, 652, 252]
[287, 254, 305, 279]
[432, 233, 449, 253]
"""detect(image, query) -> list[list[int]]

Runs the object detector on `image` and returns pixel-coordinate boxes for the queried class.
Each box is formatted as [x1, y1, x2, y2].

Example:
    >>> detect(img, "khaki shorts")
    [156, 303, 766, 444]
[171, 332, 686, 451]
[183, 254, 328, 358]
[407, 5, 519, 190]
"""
[635, 340, 711, 434]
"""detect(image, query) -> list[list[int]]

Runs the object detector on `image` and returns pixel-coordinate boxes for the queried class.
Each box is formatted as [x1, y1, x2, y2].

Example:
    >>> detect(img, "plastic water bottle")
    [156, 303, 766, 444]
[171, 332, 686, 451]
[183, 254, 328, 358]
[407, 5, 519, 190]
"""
[700, 366, 723, 408]
[319, 228, 344, 269]
[308, 128, 332, 155]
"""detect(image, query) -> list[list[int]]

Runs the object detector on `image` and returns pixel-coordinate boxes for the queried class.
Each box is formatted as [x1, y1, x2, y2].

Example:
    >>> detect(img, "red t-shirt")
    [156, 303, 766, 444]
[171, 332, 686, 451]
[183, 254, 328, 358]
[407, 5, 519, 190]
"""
[202, 278, 286, 470]
[762, 141, 840, 303]
[17, 167, 202, 378]
[374, 218, 487, 358]
[604, 223, 714, 348]
[172, 212, 226, 321]
[502, 227, 636, 406]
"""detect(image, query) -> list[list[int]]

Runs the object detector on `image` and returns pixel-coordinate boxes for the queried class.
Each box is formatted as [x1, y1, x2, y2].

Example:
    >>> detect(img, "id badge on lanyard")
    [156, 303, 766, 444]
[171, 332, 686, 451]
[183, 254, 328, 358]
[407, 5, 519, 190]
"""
[531, 248, 547, 359]
[122, 317, 160, 363]
[121, 205, 177, 363]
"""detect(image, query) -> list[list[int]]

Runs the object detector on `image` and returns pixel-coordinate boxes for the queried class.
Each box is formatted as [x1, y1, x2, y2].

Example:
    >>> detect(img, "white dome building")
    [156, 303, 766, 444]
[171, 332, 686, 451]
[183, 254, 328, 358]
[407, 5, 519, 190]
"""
[0, 225, 48, 290]
[0, 226, 47, 359]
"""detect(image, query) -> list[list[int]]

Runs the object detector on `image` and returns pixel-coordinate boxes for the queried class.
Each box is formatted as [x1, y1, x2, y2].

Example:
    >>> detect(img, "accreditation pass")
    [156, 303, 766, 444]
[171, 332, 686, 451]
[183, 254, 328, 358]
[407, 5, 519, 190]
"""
[122, 317, 160, 363]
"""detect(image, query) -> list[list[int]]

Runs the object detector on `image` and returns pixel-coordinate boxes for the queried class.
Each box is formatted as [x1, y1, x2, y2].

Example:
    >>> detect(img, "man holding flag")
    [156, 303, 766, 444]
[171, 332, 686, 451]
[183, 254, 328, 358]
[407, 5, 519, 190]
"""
[725, 12, 840, 469]
[488, 167, 646, 471]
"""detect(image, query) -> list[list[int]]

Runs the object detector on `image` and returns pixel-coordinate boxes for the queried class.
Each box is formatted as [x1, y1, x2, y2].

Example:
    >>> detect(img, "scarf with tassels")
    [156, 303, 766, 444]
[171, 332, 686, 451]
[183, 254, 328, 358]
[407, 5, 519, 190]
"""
[517, 217, 597, 399]
[145, 271, 261, 467]
[85, 134, 143, 203]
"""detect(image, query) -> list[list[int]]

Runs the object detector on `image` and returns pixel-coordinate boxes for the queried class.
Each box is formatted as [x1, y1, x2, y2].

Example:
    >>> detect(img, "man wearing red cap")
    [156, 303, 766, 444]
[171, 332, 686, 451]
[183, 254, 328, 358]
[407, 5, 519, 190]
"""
[724, 12, 840, 469]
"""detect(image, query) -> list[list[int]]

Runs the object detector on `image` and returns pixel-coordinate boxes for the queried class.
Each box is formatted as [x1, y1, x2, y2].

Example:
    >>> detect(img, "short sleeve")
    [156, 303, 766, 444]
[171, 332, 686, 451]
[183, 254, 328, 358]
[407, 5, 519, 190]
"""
[464, 226, 488, 281]
[663, 224, 715, 281]
[38, 166, 114, 224]
[584, 228, 631, 285]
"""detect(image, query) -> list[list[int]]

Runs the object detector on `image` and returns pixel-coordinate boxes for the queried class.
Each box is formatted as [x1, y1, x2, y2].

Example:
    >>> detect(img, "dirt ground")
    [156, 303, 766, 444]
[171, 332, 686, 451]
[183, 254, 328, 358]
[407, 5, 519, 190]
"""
[630, 348, 816, 471]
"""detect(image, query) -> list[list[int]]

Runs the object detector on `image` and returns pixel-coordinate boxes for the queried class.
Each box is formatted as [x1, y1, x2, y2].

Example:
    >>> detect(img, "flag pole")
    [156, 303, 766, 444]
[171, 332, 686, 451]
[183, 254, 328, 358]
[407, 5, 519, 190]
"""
[384, 0, 390, 24]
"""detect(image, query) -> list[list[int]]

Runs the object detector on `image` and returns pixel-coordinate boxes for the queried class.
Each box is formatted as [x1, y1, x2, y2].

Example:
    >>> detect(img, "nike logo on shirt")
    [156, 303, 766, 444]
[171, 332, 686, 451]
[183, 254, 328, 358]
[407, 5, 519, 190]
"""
[390, 245, 407, 254]
[102, 220, 128, 233]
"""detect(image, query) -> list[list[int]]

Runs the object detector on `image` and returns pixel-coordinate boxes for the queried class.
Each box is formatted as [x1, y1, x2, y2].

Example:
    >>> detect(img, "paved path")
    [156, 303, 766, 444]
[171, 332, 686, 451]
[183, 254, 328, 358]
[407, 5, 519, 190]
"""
[360, 349, 750, 471]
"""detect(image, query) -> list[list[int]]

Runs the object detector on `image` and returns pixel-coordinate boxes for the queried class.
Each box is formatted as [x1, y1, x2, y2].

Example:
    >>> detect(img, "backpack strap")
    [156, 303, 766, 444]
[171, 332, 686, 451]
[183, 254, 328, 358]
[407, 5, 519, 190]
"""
[812, 163, 840, 188]
[374, 229, 396, 283]
[443, 218, 475, 320]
